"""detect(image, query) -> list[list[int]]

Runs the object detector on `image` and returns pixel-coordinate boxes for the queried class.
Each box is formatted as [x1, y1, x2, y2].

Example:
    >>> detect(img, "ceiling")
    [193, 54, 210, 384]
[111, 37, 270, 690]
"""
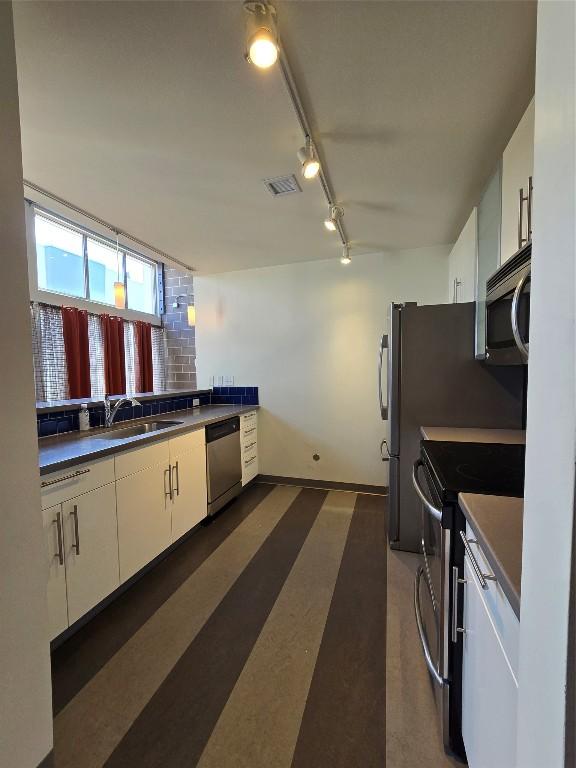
[13, 1, 536, 274]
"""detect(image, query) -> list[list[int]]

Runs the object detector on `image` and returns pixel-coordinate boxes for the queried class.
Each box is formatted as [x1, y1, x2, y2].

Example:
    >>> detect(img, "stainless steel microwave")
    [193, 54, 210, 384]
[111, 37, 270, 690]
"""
[485, 243, 531, 365]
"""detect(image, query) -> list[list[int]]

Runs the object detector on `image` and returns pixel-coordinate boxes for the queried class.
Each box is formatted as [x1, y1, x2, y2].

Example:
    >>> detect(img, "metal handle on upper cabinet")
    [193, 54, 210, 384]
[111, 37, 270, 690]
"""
[53, 511, 64, 566]
[412, 459, 442, 523]
[511, 271, 530, 362]
[378, 333, 388, 420]
[527, 176, 533, 242]
[452, 277, 462, 304]
[164, 466, 173, 501]
[518, 185, 529, 249]
[380, 439, 390, 462]
[414, 567, 445, 687]
[172, 461, 180, 497]
[459, 531, 496, 590]
[41, 468, 90, 488]
[71, 504, 80, 555]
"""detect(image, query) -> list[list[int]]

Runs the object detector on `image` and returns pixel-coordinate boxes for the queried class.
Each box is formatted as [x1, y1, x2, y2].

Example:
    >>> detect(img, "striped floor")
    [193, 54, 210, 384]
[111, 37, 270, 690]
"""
[51, 483, 387, 768]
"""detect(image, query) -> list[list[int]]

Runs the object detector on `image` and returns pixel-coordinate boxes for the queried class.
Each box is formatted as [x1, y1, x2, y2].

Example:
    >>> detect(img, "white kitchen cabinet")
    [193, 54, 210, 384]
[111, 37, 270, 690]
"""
[62, 483, 120, 625]
[116, 462, 172, 583]
[448, 208, 477, 304]
[43, 503, 68, 640]
[500, 99, 534, 264]
[241, 411, 259, 485]
[461, 553, 519, 768]
[169, 430, 207, 542]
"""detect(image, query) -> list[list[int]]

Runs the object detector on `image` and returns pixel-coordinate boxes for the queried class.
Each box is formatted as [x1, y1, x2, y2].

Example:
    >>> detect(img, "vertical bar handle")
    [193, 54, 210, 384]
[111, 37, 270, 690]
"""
[527, 176, 533, 242]
[378, 333, 388, 420]
[518, 186, 529, 248]
[164, 466, 173, 501]
[451, 566, 467, 642]
[53, 511, 64, 566]
[172, 460, 180, 497]
[71, 504, 80, 555]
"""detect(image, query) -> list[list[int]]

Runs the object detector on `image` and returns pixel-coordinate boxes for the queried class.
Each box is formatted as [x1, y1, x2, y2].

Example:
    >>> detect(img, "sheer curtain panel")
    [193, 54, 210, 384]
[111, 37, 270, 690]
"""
[31, 303, 69, 401]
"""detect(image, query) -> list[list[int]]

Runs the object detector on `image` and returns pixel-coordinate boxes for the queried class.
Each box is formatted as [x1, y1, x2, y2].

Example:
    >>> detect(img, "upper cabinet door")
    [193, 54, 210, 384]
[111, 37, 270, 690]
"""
[501, 99, 535, 264]
[475, 162, 502, 358]
[448, 208, 478, 304]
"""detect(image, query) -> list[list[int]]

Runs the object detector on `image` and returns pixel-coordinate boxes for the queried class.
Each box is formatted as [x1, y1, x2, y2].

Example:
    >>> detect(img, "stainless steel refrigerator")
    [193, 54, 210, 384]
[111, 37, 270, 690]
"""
[378, 301, 525, 553]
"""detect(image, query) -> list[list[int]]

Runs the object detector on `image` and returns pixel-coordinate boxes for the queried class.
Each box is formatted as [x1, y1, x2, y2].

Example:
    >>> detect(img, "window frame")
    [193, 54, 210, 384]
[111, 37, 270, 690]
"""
[26, 202, 163, 326]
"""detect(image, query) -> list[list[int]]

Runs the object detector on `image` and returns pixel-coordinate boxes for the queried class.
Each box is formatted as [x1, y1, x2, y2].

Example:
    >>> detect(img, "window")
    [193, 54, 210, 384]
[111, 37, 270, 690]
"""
[33, 210, 160, 316]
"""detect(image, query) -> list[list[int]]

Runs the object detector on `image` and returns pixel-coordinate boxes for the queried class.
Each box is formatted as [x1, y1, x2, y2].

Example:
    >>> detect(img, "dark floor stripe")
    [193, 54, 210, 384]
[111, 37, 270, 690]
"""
[104, 487, 328, 768]
[291, 494, 387, 768]
[51, 482, 274, 715]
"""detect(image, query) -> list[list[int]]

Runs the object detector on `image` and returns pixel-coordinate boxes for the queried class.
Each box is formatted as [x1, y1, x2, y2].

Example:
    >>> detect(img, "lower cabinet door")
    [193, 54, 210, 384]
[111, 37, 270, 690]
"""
[116, 463, 171, 583]
[462, 557, 518, 768]
[43, 503, 69, 640]
[63, 483, 120, 626]
[242, 452, 259, 486]
[170, 444, 208, 542]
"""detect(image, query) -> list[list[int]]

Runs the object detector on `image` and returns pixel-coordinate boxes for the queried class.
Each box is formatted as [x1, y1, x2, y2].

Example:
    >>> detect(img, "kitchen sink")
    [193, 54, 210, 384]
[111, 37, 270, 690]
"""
[94, 420, 184, 440]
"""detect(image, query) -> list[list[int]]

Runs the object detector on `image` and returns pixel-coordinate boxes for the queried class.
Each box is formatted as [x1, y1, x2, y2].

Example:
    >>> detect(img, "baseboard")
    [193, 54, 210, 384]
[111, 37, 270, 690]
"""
[257, 475, 388, 496]
[37, 751, 54, 768]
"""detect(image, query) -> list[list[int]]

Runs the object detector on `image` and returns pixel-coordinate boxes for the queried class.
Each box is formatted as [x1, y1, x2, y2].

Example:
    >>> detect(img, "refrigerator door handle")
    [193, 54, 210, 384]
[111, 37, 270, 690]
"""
[378, 333, 389, 420]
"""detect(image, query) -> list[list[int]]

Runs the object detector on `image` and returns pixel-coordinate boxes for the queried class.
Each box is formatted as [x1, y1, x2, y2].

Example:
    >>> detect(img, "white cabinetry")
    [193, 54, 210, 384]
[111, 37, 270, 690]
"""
[169, 430, 208, 542]
[241, 411, 258, 485]
[461, 529, 519, 768]
[501, 99, 535, 264]
[42, 503, 69, 639]
[448, 208, 477, 303]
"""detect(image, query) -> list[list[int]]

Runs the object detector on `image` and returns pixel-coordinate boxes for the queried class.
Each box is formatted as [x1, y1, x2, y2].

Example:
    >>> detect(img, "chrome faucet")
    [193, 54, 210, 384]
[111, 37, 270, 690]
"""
[104, 394, 141, 428]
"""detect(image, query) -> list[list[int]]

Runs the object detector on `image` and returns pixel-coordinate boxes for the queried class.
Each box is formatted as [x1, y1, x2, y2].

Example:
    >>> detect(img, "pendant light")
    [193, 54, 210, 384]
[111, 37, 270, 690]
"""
[340, 244, 351, 265]
[297, 136, 320, 180]
[244, 1, 278, 69]
[324, 205, 344, 232]
[113, 231, 125, 308]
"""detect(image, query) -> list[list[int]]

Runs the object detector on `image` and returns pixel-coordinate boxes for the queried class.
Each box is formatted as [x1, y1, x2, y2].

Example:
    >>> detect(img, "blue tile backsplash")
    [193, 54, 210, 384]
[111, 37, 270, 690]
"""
[37, 388, 258, 438]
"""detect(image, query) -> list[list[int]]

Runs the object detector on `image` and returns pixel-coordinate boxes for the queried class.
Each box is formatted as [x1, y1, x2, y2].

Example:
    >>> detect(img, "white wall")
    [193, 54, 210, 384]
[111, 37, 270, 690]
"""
[0, 5, 54, 766]
[196, 245, 449, 487]
[516, 2, 575, 766]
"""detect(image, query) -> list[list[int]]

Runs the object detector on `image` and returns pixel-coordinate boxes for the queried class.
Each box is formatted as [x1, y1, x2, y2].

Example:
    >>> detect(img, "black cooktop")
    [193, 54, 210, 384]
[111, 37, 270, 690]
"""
[422, 440, 525, 501]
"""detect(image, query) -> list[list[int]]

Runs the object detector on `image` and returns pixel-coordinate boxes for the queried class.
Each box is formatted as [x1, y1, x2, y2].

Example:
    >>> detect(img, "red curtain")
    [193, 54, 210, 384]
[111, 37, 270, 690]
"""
[61, 306, 91, 398]
[134, 321, 153, 393]
[101, 314, 126, 395]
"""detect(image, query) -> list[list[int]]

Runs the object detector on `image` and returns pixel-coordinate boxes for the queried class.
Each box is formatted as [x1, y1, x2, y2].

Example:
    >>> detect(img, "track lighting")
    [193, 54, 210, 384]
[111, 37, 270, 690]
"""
[340, 245, 351, 265]
[324, 205, 344, 232]
[297, 136, 320, 180]
[244, 1, 278, 69]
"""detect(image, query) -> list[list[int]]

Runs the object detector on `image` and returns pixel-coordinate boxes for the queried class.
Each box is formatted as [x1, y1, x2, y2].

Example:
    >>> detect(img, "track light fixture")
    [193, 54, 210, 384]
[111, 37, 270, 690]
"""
[340, 245, 352, 265]
[324, 205, 344, 232]
[244, 1, 278, 69]
[297, 136, 320, 180]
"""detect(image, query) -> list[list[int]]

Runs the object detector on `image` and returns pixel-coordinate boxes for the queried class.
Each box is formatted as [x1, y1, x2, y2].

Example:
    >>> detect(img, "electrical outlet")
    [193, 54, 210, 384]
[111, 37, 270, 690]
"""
[192, 398, 200, 407]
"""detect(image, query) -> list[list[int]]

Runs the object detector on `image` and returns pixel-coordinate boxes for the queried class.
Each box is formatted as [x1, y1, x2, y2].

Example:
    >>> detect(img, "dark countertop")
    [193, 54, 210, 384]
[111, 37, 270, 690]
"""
[36, 389, 212, 414]
[459, 493, 523, 619]
[38, 404, 258, 475]
[421, 426, 526, 443]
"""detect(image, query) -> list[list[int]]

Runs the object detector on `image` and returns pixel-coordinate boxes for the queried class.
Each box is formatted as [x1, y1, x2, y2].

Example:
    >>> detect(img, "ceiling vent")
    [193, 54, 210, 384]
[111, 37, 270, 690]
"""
[263, 174, 302, 197]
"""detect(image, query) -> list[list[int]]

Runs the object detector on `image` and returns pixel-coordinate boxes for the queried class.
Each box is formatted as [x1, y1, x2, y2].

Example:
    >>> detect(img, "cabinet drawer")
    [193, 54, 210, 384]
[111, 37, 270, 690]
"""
[41, 456, 115, 510]
[241, 438, 258, 459]
[169, 428, 205, 457]
[241, 411, 257, 431]
[115, 439, 170, 479]
[242, 453, 258, 486]
[466, 522, 520, 677]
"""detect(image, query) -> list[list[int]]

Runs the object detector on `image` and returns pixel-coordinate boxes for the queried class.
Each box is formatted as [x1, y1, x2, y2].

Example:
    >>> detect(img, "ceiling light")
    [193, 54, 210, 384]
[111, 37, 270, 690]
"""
[324, 205, 344, 232]
[297, 136, 320, 180]
[113, 231, 125, 308]
[244, 1, 278, 69]
[340, 245, 352, 265]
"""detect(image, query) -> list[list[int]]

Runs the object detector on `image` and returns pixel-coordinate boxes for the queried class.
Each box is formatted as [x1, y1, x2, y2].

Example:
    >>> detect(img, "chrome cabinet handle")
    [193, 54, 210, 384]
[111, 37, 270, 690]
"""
[451, 566, 467, 642]
[412, 459, 442, 523]
[53, 511, 64, 566]
[518, 185, 529, 248]
[41, 468, 90, 488]
[380, 439, 389, 462]
[164, 466, 173, 501]
[243, 441, 257, 451]
[244, 456, 256, 466]
[452, 277, 462, 304]
[460, 531, 496, 590]
[172, 460, 180, 497]
[511, 270, 530, 362]
[414, 567, 445, 688]
[527, 176, 533, 242]
[71, 504, 80, 555]
[378, 333, 388, 420]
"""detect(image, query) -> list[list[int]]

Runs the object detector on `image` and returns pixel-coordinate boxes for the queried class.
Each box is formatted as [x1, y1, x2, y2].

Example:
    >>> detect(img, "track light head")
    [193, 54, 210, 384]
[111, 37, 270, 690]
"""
[297, 137, 320, 180]
[324, 205, 344, 232]
[340, 244, 351, 265]
[244, 1, 278, 69]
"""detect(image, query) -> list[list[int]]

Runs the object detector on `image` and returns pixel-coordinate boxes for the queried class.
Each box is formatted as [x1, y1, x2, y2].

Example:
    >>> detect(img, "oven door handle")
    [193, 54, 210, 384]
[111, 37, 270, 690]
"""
[412, 459, 442, 523]
[414, 567, 445, 688]
[511, 270, 530, 362]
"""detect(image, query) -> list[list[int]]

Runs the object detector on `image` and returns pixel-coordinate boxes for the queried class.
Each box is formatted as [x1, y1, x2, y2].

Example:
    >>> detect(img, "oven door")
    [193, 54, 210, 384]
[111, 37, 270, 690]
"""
[412, 459, 452, 750]
[485, 263, 530, 365]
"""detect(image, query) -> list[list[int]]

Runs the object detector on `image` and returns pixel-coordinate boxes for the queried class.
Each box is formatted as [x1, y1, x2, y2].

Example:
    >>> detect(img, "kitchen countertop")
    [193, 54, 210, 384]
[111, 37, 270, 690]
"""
[420, 426, 526, 444]
[458, 492, 523, 619]
[38, 404, 258, 475]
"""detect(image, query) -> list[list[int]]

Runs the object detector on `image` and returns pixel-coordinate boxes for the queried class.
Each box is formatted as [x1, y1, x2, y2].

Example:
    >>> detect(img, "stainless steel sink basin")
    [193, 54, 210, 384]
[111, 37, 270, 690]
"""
[94, 420, 183, 440]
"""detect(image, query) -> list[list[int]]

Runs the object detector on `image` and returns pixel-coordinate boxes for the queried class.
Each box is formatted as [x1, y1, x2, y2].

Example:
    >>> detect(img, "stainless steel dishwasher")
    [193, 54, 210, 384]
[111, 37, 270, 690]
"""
[205, 417, 242, 516]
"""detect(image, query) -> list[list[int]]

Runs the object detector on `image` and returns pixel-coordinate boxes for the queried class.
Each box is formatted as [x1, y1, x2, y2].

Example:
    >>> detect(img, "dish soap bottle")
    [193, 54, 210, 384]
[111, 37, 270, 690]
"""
[79, 404, 90, 431]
